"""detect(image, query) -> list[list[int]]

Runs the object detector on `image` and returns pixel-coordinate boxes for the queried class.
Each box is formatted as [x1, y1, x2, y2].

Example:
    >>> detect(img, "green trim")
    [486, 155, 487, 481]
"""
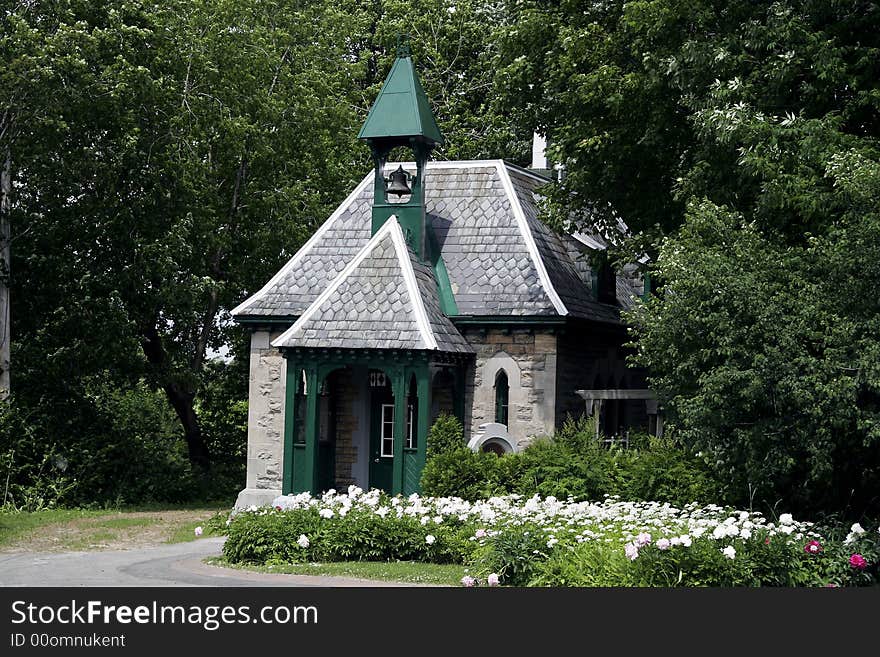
[426, 227, 459, 316]
[413, 366, 431, 494]
[495, 370, 509, 426]
[282, 362, 299, 494]
[642, 271, 652, 301]
[391, 369, 407, 495]
[301, 366, 320, 494]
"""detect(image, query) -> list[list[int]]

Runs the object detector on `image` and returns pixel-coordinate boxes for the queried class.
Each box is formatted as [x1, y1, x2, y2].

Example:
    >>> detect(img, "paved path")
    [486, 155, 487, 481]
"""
[0, 538, 423, 587]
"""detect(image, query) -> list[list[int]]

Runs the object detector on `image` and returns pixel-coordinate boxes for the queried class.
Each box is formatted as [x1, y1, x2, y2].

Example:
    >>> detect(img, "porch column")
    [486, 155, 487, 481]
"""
[302, 365, 320, 494]
[282, 359, 299, 494]
[391, 367, 407, 495]
[415, 364, 431, 491]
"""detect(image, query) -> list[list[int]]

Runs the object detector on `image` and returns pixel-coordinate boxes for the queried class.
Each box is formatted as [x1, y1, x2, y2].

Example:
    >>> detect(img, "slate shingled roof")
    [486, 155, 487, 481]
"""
[272, 217, 472, 353]
[232, 160, 630, 324]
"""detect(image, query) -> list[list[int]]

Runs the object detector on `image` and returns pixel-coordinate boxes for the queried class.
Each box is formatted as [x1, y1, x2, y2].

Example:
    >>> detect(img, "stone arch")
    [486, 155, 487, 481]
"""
[472, 351, 529, 451]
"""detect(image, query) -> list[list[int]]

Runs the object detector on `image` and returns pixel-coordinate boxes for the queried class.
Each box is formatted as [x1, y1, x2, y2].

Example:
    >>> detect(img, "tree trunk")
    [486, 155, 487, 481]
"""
[140, 323, 211, 471]
[163, 381, 211, 471]
[0, 145, 11, 401]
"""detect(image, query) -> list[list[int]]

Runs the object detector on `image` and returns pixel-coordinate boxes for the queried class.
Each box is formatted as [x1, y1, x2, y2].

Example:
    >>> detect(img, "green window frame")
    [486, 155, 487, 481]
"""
[495, 370, 509, 426]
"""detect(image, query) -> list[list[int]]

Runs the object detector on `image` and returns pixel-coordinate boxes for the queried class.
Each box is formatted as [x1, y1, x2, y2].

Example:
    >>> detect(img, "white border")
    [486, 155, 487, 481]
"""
[230, 173, 375, 316]
[271, 217, 439, 350]
[495, 161, 569, 316]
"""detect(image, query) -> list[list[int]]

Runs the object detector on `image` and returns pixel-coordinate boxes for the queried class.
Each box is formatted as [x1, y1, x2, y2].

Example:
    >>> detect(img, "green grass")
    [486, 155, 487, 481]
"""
[166, 513, 228, 544]
[207, 557, 466, 586]
[0, 508, 108, 548]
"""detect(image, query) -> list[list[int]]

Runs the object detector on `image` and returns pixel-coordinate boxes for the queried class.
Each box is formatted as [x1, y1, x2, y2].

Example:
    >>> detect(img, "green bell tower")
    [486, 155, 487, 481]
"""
[358, 43, 444, 260]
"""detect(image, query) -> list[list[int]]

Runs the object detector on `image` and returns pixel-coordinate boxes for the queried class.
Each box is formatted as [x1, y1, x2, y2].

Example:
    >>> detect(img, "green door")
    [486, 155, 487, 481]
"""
[369, 371, 394, 491]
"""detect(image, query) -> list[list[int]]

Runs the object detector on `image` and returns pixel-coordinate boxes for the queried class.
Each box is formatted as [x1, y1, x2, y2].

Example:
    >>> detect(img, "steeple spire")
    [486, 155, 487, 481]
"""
[359, 46, 443, 259]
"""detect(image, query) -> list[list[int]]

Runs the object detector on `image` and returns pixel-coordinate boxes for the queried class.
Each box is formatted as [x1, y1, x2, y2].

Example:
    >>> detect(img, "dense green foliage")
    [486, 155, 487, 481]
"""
[420, 416, 726, 505]
[224, 505, 472, 565]
[0, 1, 528, 505]
[495, 0, 880, 516]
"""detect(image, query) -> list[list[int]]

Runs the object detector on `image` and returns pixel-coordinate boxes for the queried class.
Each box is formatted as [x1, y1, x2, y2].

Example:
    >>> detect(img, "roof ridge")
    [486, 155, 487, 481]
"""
[271, 217, 440, 351]
[495, 163, 569, 316]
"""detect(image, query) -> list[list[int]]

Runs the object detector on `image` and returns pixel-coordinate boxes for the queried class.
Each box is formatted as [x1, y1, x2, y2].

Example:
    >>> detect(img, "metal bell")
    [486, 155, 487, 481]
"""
[385, 165, 412, 197]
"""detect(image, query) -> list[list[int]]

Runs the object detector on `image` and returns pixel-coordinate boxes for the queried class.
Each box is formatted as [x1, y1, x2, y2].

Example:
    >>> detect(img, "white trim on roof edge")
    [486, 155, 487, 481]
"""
[387, 219, 438, 351]
[230, 173, 375, 316]
[271, 216, 438, 351]
[495, 161, 569, 316]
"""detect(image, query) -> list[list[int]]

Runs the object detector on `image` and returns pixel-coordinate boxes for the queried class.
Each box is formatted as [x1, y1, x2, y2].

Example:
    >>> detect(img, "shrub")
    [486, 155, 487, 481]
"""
[425, 413, 466, 459]
[419, 415, 727, 506]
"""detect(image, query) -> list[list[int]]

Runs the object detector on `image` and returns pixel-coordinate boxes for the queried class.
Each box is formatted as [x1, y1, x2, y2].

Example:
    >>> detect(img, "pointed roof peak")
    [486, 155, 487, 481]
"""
[358, 53, 444, 146]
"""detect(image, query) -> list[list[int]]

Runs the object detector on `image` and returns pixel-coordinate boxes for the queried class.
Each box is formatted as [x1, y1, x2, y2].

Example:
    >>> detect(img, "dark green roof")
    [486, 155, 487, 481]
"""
[358, 55, 444, 146]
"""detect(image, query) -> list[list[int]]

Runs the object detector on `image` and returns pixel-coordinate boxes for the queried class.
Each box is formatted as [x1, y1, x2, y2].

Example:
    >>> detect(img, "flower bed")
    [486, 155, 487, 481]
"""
[222, 487, 879, 587]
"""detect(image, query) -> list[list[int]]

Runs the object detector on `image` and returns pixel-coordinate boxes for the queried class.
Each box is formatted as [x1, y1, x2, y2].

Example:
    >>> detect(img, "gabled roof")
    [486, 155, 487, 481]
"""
[232, 160, 631, 323]
[271, 217, 471, 353]
[358, 55, 444, 146]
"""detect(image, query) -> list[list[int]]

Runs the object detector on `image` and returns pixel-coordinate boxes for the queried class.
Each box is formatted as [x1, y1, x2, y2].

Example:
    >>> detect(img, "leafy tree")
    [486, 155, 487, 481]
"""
[1, 0, 528, 502]
[495, 0, 880, 245]
[495, 1, 880, 515]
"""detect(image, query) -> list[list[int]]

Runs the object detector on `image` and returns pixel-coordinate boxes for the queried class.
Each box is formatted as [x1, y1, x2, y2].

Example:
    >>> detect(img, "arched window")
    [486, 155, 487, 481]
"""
[494, 370, 509, 427]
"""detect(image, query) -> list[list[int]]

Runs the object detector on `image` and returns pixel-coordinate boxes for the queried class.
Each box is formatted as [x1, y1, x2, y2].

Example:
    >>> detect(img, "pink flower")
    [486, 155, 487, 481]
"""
[475, 528, 487, 538]
[849, 553, 867, 570]
[460, 575, 476, 587]
[487, 573, 500, 587]
[636, 532, 652, 547]
[275, 505, 282, 511]
[804, 540, 822, 554]
[194, 526, 203, 537]
[656, 538, 671, 550]
[624, 543, 639, 561]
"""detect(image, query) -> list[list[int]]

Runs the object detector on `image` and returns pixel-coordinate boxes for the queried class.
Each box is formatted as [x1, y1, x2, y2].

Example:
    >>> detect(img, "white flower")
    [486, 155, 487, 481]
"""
[420, 516, 429, 525]
[722, 545, 736, 559]
[547, 537, 558, 548]
[739, 528, 752, 540]
[779, 513, 794, 525]
[319, 508, 334, 519]
[297, 534, 310, 549]
[656, 538, 671, 550]
[194, 526, 203, 537]
[425, 534, 436, 545]
[487, 573, 500, 587]
[851, 523, 865, 535]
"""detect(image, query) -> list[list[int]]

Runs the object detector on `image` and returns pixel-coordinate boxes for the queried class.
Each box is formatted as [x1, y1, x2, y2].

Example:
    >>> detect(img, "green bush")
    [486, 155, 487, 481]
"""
[223, 503, 474, 566]
[425, 413, 466, 459]
[419, 415, 727, 506]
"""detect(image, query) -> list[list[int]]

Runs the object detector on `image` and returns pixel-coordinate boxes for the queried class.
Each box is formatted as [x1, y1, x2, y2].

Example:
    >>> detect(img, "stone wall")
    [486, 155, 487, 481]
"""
[459, 327, 558, 450]
[235, 329, 287, 508]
